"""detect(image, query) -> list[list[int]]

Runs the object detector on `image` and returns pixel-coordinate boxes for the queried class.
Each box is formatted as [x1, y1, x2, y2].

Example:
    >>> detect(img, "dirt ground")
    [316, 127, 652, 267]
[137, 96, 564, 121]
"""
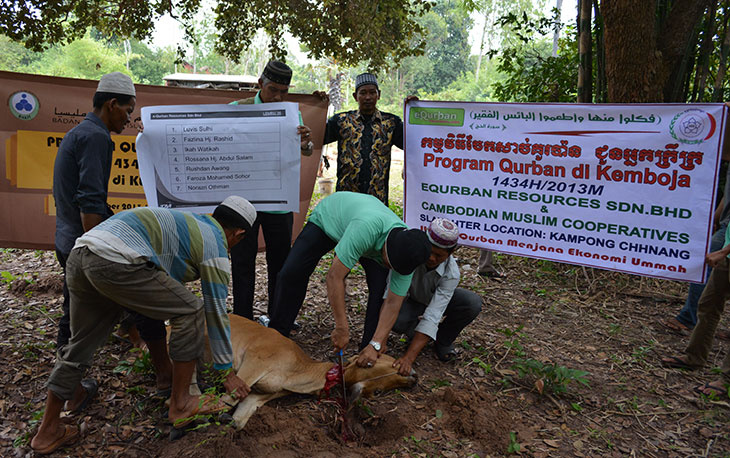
[1, 242, 730, 457]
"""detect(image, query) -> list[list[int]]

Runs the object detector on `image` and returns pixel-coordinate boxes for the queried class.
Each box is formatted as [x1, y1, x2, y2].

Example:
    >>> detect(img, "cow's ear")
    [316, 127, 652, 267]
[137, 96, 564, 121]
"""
[347, 382, 364, 405]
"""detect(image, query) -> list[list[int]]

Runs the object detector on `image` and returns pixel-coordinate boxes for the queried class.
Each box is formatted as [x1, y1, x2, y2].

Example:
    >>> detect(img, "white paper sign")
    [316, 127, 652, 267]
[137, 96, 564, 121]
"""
[404, 101, 728, 282]
[136, 102, 301, 213]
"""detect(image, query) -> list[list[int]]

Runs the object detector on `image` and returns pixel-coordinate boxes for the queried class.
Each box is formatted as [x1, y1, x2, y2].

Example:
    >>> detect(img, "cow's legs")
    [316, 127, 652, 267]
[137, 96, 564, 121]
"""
[231, 392, 284, 430]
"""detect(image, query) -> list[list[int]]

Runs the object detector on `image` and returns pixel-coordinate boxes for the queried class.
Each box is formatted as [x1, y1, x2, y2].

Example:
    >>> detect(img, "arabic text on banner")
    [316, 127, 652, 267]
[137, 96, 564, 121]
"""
[404, 101, 728, 282]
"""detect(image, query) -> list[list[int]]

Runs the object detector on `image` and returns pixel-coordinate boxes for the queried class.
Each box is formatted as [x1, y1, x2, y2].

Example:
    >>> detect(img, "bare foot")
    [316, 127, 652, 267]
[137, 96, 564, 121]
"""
[64, 380, 97, 413]
[168, 393, 227, 426]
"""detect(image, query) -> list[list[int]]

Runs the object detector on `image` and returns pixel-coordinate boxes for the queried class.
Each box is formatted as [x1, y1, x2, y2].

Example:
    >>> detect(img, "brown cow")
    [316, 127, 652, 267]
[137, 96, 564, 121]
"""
[195, 314, 416, 430]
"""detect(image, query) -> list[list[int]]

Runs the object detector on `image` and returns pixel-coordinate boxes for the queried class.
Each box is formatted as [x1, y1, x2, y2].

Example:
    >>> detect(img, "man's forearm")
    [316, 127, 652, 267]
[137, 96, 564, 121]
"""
[326, 275, 348, 328]
[404, 331, 430, 360]
[371, 295, 404, 343]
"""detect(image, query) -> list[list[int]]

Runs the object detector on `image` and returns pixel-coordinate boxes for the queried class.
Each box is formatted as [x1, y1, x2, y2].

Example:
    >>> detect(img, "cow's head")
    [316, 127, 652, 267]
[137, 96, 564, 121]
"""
[343, 354, 416, 402]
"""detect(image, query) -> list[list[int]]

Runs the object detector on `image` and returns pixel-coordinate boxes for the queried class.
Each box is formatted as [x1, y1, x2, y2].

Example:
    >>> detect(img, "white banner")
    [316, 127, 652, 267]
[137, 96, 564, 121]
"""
[404, 101, 728, 282]
[136, 102, 301, 213]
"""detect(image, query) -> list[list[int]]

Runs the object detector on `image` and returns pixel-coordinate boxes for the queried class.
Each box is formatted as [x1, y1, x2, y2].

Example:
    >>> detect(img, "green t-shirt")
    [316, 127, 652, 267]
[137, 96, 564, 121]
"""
[309, 191, 413, 296]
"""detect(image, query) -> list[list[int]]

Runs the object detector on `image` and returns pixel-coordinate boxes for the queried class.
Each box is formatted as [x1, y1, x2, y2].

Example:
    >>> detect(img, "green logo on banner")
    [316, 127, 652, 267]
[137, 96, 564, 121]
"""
[409, 107, 464, 126]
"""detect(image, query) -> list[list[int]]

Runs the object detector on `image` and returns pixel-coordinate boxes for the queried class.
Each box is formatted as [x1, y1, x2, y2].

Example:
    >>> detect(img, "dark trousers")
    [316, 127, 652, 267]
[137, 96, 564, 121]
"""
[55, 248, 72, 349]
[392, 288, 482, 348]
[55, 248, 165, 350]
[230, 211, 293, 319]
[269, 222, 389, 349]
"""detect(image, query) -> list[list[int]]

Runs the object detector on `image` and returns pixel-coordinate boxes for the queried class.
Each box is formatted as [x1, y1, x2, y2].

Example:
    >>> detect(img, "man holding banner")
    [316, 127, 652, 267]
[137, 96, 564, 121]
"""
[662, 233, 730, 397]
[228, 60, 321, 323]
[53, 71, 137, 349]
[323, 72, 403, 205]
[663, 164, 730, 339]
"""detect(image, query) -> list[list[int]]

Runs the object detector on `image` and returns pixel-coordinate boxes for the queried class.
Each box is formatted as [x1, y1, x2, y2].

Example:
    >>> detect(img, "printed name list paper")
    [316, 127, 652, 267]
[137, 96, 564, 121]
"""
[136, 102, 300, 213]
[404, 100, 728, 283]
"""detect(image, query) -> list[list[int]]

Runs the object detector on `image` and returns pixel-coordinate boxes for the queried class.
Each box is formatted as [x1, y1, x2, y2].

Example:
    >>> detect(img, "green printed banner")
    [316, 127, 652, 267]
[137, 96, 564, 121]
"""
[409, 107, 465, 126]
[404, 100, 729, 283]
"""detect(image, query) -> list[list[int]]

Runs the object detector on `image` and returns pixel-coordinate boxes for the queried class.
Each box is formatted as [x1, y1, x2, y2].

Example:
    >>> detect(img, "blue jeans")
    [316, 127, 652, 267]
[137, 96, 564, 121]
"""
[676, 221, 728, 328]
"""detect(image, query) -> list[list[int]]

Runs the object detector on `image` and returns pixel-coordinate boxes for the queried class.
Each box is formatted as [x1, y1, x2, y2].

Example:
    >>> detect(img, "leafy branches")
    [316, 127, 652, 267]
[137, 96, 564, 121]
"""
[1, 0, 432, 71]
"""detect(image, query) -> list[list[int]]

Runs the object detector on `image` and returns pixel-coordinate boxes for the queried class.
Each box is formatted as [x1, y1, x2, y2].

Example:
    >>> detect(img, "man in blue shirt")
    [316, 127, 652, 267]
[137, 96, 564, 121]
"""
[53, 72, 137, 348]
[53, 72, 173, 402]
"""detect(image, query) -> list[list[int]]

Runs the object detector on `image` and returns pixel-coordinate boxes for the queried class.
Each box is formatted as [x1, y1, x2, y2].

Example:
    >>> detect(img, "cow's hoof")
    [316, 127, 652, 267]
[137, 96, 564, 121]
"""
[169, 427, 187, 441]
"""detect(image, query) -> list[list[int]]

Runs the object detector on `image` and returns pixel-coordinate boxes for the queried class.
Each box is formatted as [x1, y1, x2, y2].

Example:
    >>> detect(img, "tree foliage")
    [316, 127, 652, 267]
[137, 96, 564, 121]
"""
[487, 11, 577, 102]
[0, 0, 431, 70]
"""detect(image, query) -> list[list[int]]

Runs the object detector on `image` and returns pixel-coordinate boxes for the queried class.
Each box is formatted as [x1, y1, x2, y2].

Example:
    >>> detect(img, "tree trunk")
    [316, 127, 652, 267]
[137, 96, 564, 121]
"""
[693, 1, 718, 101]
[602, 0, 661, 102]
[552, 0, 564, 57]
[659, 0, 714, 101]
[577, 0, 592, 102]
[593, 0, 607, 102]
[712, 3, 730, 102]
[475, 13, 489, 80]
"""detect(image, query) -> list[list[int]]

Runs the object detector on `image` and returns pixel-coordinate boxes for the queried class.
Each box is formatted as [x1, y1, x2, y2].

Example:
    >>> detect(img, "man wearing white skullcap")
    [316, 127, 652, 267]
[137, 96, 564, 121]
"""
[31, 197, 256, 454]
[53, 71, 138, 347]
[389, 217, 482, 375]
[50, 71, 148, 422]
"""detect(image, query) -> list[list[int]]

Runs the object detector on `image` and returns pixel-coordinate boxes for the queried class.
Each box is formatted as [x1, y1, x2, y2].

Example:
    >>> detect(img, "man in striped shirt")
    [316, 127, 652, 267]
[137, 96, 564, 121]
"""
[31, 196, 255, 455]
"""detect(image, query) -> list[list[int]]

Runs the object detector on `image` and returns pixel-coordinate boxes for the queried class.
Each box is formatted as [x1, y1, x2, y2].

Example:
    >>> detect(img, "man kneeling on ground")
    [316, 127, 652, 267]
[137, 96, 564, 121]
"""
[391, 218, 482, 375]
[31, 196, 256, 454]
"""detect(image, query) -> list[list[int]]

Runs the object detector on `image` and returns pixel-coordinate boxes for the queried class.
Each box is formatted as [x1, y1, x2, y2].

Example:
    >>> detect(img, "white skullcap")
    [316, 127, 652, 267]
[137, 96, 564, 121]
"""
[220, 196, 256, 227]
[96, 72, 136, 96]
[427, 218, 459, 248]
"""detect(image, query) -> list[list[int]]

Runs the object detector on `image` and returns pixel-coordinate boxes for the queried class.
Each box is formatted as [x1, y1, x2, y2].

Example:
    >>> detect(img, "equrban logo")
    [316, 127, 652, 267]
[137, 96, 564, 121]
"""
[669, 108, 716, 145]
[8, 91, 40, 121]
[409, 107, 464, 126]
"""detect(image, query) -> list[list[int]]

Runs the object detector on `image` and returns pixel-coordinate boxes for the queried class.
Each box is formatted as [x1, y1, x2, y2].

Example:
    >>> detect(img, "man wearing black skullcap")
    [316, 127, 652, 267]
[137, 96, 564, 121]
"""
[269, 192, 431, 368]
[229, 60, 327, 324]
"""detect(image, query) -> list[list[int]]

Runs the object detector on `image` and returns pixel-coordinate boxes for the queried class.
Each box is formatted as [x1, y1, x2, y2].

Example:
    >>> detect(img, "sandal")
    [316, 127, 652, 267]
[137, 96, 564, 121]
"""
[660, 355, 695, 371]
[694, 382, 728, 397]
[31, 424, 79, 455]
[435, 344, 458, 362]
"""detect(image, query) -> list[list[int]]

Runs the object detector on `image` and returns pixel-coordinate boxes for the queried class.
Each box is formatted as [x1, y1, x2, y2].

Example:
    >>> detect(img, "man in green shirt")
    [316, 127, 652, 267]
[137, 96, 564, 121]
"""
[269, 192, 431, 368]
[228, 60, 325, 322]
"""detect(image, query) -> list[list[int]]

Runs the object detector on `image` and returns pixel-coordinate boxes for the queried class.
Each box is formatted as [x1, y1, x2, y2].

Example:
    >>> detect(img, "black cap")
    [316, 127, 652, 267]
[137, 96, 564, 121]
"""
[355, 73, 378, 91]
[385, 228, 431, 275]
[262, 60, 293, 86]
